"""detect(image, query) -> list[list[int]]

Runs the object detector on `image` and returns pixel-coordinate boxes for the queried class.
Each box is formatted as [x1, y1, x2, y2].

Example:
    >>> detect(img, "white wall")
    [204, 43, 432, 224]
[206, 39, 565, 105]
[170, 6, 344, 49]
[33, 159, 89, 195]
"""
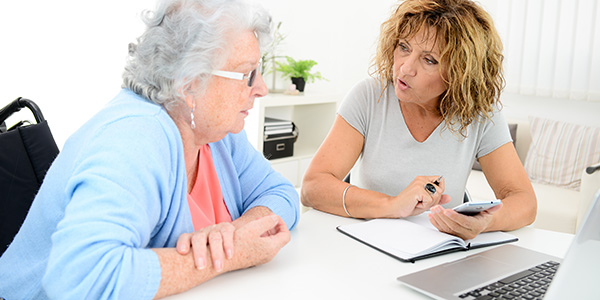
[2, 0, 598, 148]
[1, 0, 153, 147]
[1, 0, 397, 148]
[258, 0, 397, 94]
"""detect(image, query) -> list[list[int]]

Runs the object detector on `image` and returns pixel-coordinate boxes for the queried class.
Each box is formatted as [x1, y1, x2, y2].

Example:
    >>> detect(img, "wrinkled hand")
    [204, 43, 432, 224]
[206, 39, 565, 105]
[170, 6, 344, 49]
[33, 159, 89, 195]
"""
[388, 176, 451, 218]
[176, 222, 236, 272]
[428, 203, 503, 240]
[225, 214, 290, 271]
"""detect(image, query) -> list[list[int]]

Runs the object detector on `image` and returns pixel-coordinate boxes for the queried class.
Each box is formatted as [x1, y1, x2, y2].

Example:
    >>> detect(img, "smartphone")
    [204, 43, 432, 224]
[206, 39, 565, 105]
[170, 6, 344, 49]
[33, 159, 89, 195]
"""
[453, 199, 502, 216]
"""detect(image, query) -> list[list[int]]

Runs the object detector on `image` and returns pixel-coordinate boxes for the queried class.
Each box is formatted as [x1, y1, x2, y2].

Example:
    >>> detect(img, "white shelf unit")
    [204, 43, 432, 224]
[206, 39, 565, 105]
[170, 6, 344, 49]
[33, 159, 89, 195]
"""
[245, 92, 341, 187]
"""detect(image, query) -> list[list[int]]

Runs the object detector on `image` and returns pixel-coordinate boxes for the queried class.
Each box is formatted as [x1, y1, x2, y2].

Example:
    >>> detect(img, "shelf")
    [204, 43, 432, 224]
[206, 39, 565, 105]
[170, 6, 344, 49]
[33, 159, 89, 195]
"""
[257, 92, 342, 107]
[244, 92, 342, 186]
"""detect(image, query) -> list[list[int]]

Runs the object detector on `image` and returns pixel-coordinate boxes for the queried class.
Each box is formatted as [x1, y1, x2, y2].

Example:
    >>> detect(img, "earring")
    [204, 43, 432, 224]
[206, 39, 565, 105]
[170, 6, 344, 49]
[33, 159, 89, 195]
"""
[190, 103, 196, 129]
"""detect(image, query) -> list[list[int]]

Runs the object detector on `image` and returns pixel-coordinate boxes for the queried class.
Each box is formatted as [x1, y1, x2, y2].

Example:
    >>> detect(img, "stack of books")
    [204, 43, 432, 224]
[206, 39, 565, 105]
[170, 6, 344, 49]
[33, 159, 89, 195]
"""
[263, 117, 297, 160]
[264, 117, 294, 137]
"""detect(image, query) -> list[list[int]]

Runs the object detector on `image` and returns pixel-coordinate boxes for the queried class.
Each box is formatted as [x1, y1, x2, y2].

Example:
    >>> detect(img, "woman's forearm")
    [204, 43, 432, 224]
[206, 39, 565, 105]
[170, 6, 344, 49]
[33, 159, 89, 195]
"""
[152, 248, 219, 299]
[302, 173, 392, 219]
[486, 191, 537, 232]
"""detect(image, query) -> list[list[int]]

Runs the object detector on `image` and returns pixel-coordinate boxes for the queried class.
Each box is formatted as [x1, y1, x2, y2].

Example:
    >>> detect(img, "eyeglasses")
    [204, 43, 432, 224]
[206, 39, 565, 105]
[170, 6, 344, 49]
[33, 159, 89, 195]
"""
[211, 64, 261, 87]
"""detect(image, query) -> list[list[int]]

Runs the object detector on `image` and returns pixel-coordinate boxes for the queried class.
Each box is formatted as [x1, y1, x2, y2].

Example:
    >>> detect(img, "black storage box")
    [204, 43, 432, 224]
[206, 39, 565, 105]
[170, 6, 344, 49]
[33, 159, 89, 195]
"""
[263, 128, 298, 160]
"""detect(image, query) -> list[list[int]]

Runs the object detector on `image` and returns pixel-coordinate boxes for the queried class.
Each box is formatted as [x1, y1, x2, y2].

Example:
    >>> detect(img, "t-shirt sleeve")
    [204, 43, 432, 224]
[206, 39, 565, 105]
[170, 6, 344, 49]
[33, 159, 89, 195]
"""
[338, 78, 381, 137]
[476, 110, 513, 159]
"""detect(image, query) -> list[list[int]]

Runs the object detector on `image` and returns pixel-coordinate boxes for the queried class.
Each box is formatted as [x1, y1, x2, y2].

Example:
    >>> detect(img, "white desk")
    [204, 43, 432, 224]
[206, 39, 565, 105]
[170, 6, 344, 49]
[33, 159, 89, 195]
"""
[165, 209, 574, 299]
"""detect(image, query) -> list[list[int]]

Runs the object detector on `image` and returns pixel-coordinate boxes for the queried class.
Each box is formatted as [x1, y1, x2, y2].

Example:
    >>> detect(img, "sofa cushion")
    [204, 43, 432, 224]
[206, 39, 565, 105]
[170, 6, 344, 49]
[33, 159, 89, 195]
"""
[524, 116, 600, 191]
[466, 169, 579, 234]
[529, 181, 579, 234]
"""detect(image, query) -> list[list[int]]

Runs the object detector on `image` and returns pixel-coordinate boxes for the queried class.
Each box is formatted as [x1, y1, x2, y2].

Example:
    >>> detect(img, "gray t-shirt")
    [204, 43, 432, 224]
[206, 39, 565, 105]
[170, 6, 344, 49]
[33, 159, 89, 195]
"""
[338, 78, 512, 208]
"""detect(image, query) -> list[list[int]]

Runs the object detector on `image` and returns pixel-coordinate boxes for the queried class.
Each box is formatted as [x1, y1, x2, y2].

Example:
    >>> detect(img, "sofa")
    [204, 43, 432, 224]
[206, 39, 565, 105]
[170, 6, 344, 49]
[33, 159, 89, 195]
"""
[466, 93, 600, 234]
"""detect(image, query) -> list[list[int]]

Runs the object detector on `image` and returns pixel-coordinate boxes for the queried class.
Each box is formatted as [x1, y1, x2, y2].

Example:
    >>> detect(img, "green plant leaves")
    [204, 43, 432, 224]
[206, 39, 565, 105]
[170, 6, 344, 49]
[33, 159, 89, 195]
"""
[275, 56, 325, 83]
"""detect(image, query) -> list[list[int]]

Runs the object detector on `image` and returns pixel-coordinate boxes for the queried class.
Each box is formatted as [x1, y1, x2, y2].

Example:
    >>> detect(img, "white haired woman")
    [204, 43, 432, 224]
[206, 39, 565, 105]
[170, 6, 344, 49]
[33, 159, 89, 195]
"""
[0, 0, 299, 299]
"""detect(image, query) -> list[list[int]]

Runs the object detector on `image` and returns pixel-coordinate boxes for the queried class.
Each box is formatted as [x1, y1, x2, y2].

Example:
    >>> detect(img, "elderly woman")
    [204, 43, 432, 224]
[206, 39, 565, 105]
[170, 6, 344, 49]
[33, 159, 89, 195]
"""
[0, 0, 299, 298]
[302, 0, 536, 240]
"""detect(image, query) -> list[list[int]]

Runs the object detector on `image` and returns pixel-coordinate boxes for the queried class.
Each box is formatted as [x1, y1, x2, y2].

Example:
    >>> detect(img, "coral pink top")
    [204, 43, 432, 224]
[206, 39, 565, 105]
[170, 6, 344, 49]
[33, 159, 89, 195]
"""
[187, 144, 232, 230]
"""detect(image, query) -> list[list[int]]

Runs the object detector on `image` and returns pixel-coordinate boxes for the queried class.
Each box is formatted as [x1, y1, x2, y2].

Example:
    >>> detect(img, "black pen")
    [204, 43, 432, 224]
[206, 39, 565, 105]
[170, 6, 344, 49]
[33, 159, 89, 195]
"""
[433, 175, 443, 186]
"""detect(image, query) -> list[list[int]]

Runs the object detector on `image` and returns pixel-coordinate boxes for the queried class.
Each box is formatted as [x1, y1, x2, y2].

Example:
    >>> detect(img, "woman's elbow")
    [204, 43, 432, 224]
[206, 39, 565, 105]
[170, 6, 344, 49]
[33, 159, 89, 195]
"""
[299, 186, 315, 209]
[300, 176, 317, 209]
[519, 192, 538, 226]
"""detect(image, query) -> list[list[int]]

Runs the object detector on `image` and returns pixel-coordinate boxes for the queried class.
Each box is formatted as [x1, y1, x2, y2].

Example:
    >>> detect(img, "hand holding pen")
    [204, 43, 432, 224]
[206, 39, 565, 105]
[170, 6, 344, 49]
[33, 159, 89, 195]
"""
[389, 175, 450, 218]
[425, 175, 443, 195]
[411, 175, 447, 214]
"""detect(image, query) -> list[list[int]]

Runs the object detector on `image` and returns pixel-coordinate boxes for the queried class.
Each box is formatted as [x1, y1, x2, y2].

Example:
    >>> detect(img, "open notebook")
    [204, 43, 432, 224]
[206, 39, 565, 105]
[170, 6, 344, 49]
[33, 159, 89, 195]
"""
[337, 213, 517, 263]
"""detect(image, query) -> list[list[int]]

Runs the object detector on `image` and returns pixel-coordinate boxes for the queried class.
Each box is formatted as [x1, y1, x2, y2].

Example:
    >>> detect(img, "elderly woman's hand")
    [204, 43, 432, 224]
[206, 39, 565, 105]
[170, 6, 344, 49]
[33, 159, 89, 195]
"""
[176, 222, 236, 272]
[224, 214, 290, 271]
[427, 203, 503, 240]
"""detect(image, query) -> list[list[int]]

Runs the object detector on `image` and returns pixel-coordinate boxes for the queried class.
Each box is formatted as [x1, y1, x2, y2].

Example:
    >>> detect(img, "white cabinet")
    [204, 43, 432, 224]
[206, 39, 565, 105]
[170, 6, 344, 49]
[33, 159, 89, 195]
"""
[245, 93, 341, 187]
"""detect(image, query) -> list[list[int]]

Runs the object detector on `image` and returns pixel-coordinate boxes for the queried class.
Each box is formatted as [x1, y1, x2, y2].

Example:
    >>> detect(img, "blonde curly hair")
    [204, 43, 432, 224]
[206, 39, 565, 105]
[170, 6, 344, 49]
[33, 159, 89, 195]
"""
[370, 0, 505, 137]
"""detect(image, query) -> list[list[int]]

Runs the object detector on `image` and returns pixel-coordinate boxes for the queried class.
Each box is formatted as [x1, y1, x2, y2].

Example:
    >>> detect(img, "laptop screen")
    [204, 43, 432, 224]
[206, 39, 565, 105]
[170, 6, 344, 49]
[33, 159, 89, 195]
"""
[544, 190, 600, 299]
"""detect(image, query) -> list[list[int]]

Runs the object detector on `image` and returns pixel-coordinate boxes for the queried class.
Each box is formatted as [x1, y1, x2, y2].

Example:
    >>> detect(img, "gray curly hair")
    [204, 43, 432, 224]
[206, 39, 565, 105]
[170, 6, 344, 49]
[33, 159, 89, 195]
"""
[122, 0, 272, 110]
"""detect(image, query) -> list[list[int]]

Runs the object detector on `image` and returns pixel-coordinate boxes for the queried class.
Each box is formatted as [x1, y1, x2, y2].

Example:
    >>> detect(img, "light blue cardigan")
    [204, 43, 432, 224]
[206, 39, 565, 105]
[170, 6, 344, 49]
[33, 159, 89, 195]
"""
[0, 89, 299, 299]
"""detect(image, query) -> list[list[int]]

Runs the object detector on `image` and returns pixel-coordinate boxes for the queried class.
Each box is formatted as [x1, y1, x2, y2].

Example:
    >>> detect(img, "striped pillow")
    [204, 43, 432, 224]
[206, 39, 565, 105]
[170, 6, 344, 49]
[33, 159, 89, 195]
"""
[524, 116, 600, 190]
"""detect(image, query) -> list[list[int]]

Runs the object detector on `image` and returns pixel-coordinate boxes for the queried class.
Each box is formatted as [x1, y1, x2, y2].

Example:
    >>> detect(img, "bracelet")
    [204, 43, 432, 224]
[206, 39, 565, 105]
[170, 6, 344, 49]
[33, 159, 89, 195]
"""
[342, 184, 355, 218]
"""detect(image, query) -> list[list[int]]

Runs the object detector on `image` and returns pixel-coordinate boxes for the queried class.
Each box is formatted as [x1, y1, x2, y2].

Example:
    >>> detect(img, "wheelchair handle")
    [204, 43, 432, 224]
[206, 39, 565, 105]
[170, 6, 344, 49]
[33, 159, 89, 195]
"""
[0, 97, 46, 124]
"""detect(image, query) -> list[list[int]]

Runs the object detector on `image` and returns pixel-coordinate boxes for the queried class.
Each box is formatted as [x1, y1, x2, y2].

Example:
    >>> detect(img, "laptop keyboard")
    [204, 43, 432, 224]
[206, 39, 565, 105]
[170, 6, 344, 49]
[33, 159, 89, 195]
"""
[458, 260, 560, 300]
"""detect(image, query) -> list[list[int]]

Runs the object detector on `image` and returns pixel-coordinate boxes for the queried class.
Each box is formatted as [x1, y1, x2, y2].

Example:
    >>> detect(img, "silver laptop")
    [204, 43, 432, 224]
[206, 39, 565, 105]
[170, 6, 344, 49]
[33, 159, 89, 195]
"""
[397, 190, 600, 300]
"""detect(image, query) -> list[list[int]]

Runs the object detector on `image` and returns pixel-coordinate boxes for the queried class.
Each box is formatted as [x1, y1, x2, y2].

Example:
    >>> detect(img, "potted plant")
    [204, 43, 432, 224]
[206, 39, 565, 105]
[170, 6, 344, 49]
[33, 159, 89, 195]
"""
[275, 56, 325, 92]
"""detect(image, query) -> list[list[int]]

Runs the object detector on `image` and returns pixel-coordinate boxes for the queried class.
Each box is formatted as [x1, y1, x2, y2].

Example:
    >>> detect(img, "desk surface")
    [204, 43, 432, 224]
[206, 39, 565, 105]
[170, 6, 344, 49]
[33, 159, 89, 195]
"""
[165, 209, 574, 300]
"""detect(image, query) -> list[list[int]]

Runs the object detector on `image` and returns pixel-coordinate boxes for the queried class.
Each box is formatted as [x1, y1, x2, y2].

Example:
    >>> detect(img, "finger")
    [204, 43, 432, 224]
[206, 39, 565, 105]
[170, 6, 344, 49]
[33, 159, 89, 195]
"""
[272, 216, 289, 234]
[411, 193, 429, 214]
[244, 214, 281, 236]
[428, 193, 441, 207]
[266, 217, 291, 245]
[432, 206, 486, 239]
[220, 225, 235, 259]
[434, 209, 461, 232]
[208, 231, 225, 272]
[429, 204, 443, 214]
[191, 232, 209, 270]
[441, 209, 482, 239]
[420, 190, 442, 211]
[176, 233, 192, 254]
[414, 193, 425, 206]
[260, 226, 278, 237]
[439, 194, 452, 205]
[441, 209, 469, 228]
[428, 212, 450, 232]
[250, 215, 290, 246]
[262, 215, 288, 234]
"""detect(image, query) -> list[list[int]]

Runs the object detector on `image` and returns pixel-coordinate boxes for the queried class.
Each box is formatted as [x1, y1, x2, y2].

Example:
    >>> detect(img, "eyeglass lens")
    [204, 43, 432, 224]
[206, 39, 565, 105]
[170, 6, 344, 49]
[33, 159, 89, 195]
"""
[248, 69, 256, 87]
[247, 64, 261, 87]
